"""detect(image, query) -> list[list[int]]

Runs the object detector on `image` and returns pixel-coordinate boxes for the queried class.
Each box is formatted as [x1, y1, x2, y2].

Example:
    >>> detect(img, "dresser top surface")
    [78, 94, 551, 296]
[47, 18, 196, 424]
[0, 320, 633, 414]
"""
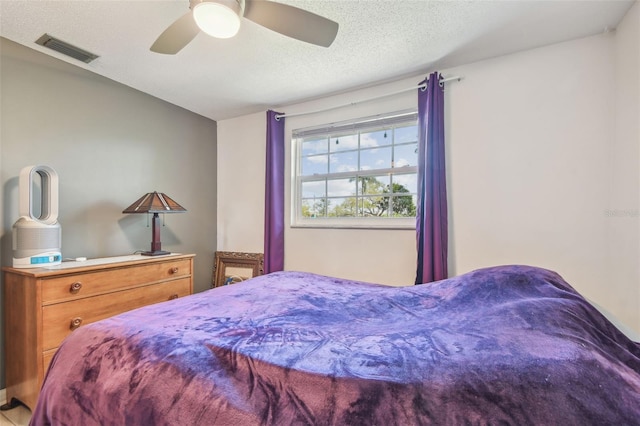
[2, 253, 195, 277]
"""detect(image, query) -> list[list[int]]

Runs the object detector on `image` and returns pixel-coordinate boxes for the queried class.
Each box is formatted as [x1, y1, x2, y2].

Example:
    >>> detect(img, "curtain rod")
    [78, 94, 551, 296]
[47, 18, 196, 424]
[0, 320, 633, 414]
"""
[275, 75, 462, 120]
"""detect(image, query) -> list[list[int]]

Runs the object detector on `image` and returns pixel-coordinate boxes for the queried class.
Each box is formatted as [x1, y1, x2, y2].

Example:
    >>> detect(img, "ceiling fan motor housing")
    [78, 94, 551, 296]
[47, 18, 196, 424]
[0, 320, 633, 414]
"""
[190, 0, 245, 16]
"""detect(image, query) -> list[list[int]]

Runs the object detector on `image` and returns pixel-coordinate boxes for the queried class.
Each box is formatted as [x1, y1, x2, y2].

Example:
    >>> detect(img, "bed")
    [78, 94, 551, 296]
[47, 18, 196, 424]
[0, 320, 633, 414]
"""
[30, 265, 640, 425]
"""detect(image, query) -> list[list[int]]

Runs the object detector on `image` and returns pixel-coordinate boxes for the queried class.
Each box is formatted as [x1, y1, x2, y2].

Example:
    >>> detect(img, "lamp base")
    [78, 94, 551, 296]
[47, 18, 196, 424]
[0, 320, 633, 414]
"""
[141, 250, 171, 256]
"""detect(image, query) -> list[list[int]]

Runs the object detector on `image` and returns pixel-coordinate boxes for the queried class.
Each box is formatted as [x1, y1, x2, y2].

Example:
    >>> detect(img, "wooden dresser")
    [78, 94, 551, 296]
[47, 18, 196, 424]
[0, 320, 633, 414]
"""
[2, 253, 194, 410]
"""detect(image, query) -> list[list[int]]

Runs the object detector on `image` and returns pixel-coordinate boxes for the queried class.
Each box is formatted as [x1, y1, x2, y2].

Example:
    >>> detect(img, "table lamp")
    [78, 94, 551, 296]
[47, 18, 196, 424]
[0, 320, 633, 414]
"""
[123, 191, 186, 256]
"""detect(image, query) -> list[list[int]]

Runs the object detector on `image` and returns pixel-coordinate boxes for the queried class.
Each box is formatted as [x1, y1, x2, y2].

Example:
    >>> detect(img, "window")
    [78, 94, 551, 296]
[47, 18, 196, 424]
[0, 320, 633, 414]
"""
[293, 110, 418, 228]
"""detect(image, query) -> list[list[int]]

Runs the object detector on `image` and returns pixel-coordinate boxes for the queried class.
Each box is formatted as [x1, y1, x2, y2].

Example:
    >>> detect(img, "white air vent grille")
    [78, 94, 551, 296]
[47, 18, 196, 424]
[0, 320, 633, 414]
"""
[35, 34, 99, 63]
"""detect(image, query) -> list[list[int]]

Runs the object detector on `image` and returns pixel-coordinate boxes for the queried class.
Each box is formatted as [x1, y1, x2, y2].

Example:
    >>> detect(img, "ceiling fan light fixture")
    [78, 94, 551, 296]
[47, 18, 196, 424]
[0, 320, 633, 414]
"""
[193, 0, 242, 39]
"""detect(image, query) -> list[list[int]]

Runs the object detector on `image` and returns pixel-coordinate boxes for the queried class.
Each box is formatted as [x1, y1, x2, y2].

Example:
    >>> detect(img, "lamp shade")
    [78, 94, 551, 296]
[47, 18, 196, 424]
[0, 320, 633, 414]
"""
[123, 192, 186, 214]
[123, 192, 186, 256]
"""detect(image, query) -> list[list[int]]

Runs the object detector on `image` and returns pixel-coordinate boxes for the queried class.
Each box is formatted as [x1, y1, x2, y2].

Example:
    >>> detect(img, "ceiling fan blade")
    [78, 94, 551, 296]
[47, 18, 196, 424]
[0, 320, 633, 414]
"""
[244, 0, 338, 47]
[151, 11, 200, 54]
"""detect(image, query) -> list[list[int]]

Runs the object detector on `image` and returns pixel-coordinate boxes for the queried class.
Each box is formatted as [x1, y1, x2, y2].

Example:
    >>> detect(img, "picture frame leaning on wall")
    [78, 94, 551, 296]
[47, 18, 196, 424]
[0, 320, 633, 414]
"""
[212, 251, 265, 288]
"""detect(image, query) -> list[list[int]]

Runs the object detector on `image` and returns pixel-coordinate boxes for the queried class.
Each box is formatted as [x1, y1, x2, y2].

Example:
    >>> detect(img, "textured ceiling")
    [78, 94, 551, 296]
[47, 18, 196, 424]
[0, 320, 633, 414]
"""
[0, 0, 635, 121]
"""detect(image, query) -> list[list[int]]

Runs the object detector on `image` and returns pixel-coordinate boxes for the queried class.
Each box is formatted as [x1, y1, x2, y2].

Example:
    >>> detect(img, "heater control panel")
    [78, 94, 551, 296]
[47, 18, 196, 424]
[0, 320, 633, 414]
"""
[30, 254, 62, 265]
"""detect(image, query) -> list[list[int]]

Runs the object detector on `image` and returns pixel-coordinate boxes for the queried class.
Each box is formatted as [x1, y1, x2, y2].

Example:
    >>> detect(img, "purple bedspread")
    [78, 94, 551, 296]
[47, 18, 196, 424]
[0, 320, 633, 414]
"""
[31, 266, 640, 425]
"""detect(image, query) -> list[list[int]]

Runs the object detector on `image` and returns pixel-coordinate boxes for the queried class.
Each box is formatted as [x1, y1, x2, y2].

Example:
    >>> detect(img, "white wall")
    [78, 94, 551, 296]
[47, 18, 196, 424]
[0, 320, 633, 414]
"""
[217, 112, 266, 254]
[217, 16, 639, 331]
[445, 36, 615, 287]
[611, 1, 639, 331]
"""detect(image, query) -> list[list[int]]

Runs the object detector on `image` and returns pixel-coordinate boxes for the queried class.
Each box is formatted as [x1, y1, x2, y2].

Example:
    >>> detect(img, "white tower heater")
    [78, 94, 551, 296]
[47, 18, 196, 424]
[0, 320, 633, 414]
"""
[12, 165, 62, 268]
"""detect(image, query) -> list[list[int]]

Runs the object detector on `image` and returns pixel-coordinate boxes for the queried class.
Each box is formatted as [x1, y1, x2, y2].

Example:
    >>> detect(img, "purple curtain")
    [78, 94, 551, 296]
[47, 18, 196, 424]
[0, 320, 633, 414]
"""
[264, 110, 285, 273]
[415, 72, 448, 284]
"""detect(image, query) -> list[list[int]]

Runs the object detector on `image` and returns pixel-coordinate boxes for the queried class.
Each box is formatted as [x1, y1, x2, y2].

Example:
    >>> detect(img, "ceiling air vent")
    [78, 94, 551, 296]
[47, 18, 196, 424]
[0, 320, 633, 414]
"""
[35, 34, 99, 64]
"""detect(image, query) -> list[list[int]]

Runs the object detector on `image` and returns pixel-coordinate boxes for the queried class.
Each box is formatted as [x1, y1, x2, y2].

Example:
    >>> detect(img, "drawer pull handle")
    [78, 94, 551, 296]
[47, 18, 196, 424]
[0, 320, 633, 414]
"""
[70, 317, 83, 330]
[168, 294, 179, 300]
[170, 267, 179, 274]
[69, 282, 83, 293]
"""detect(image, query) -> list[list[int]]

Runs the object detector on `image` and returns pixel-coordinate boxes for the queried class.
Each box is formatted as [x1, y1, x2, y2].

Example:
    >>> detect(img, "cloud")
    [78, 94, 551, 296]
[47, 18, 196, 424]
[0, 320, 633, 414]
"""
[307, 155, 328, 164]
[331, 134, 358, 150]
[393, 173, 417, 192]
[328, 179, 356, 196]
[395, 158, 411, 167]
[301, 140, 327, 155]
[335, 164, 357, 173]
[360, 133, 379, 148]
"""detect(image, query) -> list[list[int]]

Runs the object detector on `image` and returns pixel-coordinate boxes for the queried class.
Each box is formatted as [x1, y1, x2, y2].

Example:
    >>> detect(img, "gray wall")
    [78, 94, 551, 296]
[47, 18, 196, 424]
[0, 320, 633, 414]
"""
[0, 37, 218, 388]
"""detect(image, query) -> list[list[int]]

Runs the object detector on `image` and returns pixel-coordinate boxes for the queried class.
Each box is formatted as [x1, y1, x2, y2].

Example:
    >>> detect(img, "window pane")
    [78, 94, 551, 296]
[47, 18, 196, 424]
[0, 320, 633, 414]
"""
[357, 175, 390, 195]
[395, 125, 418, 143]
[301, 154, 328, 176]
[360, 195, 390, 217]
[330, 134, 358, 152]
[389, 194, 417, 217]
[301, 180, 326, 198]
[360, 146, 392, 171]
[327, 178, 356, 197]
[393, 143, 418, 168]
[392, 173, 417, 193]
[328, 197, 356, 217]
[329, 151, 358, 173]
[294, 111, 418, 228]
[361, 129, 391, 148]
[301, 138, 328, 155]
[302, 198, 326, 217]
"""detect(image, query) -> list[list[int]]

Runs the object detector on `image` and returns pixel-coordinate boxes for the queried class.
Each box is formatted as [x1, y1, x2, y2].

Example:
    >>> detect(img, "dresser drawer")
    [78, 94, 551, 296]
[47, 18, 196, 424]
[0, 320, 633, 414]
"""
[43, 349, 56, 375]
[42, 278, 191, 351]
[41, 259, 192, 304]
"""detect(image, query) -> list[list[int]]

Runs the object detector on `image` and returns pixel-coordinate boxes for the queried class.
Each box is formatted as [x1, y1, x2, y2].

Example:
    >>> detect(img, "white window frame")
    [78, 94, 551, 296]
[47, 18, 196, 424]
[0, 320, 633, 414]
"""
[291, 110, 418, 229]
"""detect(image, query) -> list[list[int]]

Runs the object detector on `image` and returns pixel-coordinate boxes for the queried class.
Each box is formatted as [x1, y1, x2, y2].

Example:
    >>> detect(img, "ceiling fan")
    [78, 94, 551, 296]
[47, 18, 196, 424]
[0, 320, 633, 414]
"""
[151, 0, 339, 54]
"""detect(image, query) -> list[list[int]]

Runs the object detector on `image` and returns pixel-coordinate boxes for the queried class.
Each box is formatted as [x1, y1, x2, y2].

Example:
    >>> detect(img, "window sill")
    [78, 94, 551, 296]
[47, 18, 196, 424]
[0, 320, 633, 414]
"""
[291, 218, 416, 230]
